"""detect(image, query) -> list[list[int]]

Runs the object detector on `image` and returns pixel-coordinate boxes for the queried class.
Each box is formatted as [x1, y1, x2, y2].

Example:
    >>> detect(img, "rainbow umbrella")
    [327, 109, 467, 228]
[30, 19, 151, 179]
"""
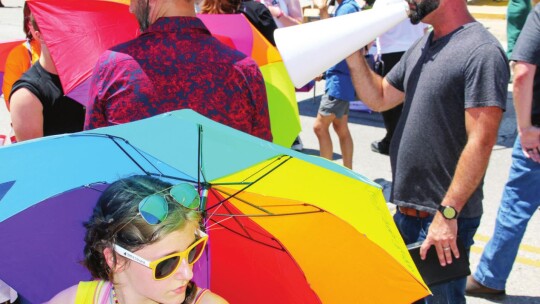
[27, 0, 300, 147]
[0, 109, 429, 303]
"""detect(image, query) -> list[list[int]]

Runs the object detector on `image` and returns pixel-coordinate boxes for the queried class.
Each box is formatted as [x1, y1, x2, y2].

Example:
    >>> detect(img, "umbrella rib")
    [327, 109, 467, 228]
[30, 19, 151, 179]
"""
[110, 135, 163, 176]
[146, 172, 196, 183]
[206, 155, 292, 213]
[205, 189, 254, 239]
[213, 188, 325, 216]
[236, 155, 291, 184]
[207, 219, 286, 251]
[77, 133, 166, 176]
[210, 210, 324, 217]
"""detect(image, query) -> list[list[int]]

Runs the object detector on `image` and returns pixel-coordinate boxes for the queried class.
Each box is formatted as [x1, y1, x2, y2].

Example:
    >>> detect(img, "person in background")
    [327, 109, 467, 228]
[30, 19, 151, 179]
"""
[312, 0, 361, 169]
[85, 0, 272, 143]
[259, 0, 303, 28]
[259, 0, 303, 150]
[2, 3, 41, 108]
[506, 0, 540, 58]
[199, 0, 278, 45]
[9, 14, 84, 142]
[466, 3, 540, 297]
[369, 0, 426, 155]
[345, 0, 509, 301]
[46, 175, 228, 304]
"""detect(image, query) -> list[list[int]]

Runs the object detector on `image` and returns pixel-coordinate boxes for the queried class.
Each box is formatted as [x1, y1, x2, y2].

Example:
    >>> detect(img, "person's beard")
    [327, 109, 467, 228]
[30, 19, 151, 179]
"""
[408, 0, 439, 24]
[134, 0, 151, 31]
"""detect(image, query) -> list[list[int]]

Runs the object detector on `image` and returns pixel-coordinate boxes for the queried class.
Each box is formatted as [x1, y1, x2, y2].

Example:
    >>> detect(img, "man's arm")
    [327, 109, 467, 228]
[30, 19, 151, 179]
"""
[267, 0, 303, 26]
[420, 106, 503, 266]
[10, 88, 44, 141]
[84, 58, 108, 130]
[513, 61, 540, 162]
[346, 51, 404, 111]
[244, 63, 273, 142]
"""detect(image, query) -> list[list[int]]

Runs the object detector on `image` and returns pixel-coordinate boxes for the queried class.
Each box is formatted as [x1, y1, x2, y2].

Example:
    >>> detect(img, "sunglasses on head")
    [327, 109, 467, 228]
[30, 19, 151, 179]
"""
[114, 230, 208, 280]
[138, 183, 200, 225]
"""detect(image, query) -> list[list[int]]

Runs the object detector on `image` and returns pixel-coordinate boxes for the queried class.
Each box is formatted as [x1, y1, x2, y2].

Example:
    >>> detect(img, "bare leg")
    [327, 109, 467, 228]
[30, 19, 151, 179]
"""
[332, 114, 353, 169]
[313, 113, 335, 161]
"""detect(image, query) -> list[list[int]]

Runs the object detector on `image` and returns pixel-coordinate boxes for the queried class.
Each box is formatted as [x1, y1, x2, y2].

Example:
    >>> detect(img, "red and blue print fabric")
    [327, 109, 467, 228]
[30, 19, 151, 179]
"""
[85, 17, 272, 142]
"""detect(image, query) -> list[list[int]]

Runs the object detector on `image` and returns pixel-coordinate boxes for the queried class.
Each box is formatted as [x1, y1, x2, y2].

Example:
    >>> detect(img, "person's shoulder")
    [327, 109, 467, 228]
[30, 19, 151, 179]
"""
[199, 290, 229, 304]
[44, 284, 78, 304]
[464, 22, 499, 43]
[6, 42, 27, 58]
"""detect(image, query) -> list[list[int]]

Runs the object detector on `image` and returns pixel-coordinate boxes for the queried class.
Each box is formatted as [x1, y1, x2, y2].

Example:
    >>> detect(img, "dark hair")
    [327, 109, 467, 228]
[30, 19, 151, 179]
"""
[82, 175, 201, 283]
[200, 0, 242, 14]
[23, 3, 33, 40]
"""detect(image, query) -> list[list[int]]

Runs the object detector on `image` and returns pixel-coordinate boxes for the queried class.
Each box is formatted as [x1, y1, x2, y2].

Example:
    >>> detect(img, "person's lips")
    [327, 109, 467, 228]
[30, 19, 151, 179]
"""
[173, 284, 187, 294]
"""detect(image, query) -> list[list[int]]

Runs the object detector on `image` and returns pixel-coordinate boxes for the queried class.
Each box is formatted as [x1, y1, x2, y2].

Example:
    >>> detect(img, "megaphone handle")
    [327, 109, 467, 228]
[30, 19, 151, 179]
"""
[312, 82, 317, 103]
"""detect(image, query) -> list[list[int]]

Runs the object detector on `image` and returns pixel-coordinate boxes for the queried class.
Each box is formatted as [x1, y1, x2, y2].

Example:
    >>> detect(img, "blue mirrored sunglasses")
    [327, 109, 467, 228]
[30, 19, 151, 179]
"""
[138, 183, 200, 225]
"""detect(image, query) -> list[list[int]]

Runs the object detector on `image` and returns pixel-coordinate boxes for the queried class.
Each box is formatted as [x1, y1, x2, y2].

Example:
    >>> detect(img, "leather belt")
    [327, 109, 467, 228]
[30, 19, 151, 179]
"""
[398, 206, 431, 218]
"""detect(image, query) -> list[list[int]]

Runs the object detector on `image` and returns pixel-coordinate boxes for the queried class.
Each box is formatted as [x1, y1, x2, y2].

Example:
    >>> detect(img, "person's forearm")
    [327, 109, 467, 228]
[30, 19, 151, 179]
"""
[278, 13, 302, 26]
[442, 108, 502, 211]
[442, 138, 494, 211]
[513, 62, 535, 131]
[346, 51, 400, 112]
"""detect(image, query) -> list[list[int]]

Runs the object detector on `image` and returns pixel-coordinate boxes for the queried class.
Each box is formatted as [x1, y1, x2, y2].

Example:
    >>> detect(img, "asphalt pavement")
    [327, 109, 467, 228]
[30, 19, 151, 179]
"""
[0, 0, 538, 302]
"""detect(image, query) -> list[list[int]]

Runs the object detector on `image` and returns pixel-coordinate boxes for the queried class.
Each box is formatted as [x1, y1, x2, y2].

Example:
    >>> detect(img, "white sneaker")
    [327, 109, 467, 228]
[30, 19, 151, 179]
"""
[291, 136, 303, 151]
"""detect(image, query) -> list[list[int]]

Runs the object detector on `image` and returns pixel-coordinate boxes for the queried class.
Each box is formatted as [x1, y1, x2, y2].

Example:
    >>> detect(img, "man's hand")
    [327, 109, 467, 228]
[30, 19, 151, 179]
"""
[520, 126, 540, 162]
[420, 213, 459, 266]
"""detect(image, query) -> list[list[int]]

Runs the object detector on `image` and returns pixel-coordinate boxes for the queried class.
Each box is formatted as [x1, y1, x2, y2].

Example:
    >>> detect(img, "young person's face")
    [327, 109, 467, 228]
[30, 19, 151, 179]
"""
[119, 224, 198, 304]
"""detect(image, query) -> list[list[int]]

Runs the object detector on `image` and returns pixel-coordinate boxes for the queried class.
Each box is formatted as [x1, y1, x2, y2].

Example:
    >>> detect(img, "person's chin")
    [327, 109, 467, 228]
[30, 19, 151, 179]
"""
[171, 284, 188, 301]
[409, 12, 423, 24]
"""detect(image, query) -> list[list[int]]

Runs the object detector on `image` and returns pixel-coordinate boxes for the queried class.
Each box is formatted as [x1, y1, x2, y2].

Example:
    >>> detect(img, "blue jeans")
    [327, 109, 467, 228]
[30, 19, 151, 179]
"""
[393, 211, 481, 304]
[473, 138, 540, 290]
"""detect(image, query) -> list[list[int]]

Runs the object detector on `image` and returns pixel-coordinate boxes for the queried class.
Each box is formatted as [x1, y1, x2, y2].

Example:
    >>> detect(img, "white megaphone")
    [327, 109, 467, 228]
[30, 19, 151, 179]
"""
[274, 1, 410, 88]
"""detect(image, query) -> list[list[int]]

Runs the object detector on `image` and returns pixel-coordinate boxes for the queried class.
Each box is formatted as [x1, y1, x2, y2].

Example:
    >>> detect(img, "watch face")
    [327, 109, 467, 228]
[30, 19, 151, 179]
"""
[442, 206, 457, 219]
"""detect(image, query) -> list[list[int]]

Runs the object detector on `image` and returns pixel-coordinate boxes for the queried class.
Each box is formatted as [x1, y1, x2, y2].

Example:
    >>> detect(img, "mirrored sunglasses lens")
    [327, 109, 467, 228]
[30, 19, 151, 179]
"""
[170, 184, 200, 209]
[188, 240, 206, 264]
[155, 256, 180, 279]
[139, 195, 168, 224]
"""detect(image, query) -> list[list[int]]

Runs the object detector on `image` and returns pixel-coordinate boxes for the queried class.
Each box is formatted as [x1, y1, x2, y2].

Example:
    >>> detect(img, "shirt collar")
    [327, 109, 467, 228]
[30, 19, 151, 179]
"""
[145, 16, 210, 35]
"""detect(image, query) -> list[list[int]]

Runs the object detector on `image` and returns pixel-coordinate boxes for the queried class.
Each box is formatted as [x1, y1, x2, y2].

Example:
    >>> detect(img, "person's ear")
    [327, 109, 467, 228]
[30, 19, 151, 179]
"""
[103, 247, 126, 273]
[32, 29, 43, 42]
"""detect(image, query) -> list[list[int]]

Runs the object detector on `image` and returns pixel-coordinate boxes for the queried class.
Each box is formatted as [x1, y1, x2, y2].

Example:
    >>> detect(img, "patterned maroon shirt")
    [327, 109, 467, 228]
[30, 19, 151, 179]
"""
[84, 17, 272, 141]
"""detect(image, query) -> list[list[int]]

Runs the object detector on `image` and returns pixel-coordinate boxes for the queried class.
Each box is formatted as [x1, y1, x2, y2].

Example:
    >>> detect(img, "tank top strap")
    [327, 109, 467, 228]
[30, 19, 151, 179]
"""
[193, 288, 210, 304]
[75, 280, 107, 304]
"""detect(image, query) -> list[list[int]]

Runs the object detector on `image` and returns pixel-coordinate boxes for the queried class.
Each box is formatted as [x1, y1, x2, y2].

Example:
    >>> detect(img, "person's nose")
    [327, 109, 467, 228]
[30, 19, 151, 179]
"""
[173, 258, 193, 281]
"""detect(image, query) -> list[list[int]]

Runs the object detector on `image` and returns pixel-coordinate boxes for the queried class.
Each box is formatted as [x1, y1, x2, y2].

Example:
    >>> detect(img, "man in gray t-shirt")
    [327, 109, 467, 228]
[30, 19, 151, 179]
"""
[345, 0, 508, 302]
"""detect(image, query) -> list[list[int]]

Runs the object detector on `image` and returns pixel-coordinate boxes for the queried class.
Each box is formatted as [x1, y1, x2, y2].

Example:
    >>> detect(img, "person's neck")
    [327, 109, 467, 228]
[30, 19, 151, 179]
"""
[38, 46, 58, 75]
[430, 2, 474, 41]
[151, 2, 197, 21]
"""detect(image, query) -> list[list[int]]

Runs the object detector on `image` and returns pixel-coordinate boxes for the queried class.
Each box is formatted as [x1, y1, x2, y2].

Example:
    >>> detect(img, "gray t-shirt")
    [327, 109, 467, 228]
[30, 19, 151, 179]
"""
[511, 3, 540, 124]
[386, 22, 509, 218]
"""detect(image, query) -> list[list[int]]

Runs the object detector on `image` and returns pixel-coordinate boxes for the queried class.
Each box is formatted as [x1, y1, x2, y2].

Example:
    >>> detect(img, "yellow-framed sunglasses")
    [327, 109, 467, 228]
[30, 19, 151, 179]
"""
[114, 230, 208, 280]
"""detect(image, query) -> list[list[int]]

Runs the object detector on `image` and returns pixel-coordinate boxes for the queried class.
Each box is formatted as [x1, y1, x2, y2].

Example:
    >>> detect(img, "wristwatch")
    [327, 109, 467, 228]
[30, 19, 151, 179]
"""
[438, 205, 458, 220]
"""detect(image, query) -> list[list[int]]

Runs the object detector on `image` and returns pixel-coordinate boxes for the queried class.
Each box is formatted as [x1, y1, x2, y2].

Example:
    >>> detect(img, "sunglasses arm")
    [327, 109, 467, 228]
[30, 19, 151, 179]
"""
[114, 244, 152, 268]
